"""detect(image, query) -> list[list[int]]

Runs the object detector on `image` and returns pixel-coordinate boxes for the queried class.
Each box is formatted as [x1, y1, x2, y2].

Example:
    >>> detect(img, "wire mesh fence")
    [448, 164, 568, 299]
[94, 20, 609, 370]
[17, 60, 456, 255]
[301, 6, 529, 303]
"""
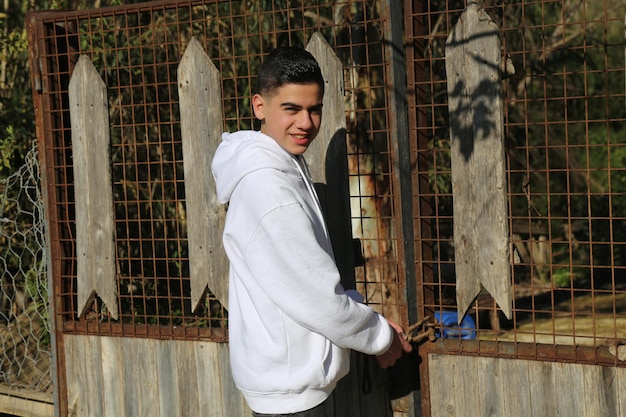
[408, 0, 626, 365]
[28, 0, 407, 342]
[0, 142, 52, 393]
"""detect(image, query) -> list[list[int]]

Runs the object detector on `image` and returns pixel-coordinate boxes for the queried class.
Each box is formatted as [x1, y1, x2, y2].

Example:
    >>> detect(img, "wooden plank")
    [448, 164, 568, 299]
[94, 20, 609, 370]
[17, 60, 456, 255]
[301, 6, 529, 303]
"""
[156, 339, 180, 417]
[67, 335, 104, 417]
[454, 356, 478, 415]
[331, 352, 389, 417]
[445, 2, 511, 322]
[476, 356, 503, 417]
[582, 365, 618, 417]
[305, 32, 355, 288]
[117, 337, 161, 417]
[121, 338, 142, 417]
[427, 354, 456, 417]
[178, 36, 228, 312]
[0, 388, 53, 417]
[304, 32, 346, 188]
[68, 55, 118, 319]
[0, 394, 53, 417]
[0, 386, 53, 406]
[499, 358, 532, 417]
[100, 336, 125, 417]
[135, 338, 160, 416]
[306, 31, 356, 417]
[618, 367, 626, 417]
[528, 361, 556, 417]
[329, 354, 360, 416]
[554, 362, 584, 416]
[194, 342, 222, 417]
[215, 343, 250, 416]
[63, 334, 80, 415]
[176, 340, 200, 416]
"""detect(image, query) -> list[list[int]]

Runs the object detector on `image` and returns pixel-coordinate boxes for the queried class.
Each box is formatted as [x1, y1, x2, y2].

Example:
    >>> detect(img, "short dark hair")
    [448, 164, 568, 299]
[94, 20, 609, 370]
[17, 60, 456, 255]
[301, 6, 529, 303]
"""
[255, 46, 324, 97]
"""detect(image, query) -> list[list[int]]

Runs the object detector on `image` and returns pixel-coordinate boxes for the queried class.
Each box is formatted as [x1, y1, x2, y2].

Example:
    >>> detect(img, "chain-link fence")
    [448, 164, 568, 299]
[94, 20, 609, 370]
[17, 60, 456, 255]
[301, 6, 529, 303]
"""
[0, 141, 51, 394]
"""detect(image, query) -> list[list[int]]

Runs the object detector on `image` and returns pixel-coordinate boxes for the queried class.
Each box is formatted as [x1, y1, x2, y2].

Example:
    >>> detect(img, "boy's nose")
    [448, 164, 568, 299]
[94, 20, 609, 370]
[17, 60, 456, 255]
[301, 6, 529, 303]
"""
[296, 111, 314, 129]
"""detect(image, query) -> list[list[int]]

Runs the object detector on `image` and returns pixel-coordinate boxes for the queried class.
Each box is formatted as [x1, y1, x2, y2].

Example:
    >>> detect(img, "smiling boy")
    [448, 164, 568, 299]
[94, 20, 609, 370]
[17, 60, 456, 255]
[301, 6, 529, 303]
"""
[211, 46, 411, 417]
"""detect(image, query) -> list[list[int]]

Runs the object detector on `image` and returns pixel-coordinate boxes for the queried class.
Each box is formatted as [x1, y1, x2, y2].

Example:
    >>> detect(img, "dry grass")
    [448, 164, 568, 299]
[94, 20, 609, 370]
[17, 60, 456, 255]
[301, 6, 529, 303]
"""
[480, 293, 626, 346]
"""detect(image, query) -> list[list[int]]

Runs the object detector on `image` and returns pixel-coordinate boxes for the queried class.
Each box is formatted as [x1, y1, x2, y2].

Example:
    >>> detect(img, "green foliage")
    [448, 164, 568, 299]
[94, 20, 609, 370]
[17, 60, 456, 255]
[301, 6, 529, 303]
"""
[25, 260, 50, 346]
[0, 126, 16, 171]
[552, 267, 589, 289]
[0, 1, 148, 180]
[552, 268, 573, 288]
[0, 8, 32, 178]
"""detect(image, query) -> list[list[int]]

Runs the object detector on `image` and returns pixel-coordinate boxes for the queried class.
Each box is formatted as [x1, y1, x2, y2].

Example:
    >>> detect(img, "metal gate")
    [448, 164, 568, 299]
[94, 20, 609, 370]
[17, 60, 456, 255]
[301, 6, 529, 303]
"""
[407, 1, 626, 415]
[27, 1, 413, 416]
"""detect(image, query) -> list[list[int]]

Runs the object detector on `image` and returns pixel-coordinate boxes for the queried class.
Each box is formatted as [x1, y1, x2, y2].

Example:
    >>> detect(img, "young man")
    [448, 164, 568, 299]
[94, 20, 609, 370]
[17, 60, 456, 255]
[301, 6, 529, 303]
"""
[211, 46, 411, 416]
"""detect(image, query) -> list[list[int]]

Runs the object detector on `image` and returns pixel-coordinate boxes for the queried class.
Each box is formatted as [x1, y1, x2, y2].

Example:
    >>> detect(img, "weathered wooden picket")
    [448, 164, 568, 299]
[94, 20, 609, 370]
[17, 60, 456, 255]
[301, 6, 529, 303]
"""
[444, 2, 511, 324]
[69, 55, 118, 320]
[64, 32, 389, 417]
[178, 37, 229, 313]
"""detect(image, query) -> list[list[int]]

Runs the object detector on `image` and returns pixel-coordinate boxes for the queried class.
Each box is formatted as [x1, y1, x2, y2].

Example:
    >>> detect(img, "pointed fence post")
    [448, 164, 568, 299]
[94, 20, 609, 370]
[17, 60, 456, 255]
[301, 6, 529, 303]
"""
[306, 32, 355, 289]
[69, 55, 118, 319]
[445, 2, 512, 323]
[178, 37, 228, 312]
[306, 32, 391, 417]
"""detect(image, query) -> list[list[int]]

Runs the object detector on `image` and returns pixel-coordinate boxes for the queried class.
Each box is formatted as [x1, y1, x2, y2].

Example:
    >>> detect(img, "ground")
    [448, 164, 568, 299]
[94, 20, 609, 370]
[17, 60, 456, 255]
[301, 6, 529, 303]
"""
[483, 291, 626, 346]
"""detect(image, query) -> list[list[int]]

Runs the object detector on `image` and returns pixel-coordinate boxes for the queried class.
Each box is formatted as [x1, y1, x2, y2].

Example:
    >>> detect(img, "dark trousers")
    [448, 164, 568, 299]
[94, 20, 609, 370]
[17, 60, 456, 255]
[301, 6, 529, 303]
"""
[252, 399, 328, 417]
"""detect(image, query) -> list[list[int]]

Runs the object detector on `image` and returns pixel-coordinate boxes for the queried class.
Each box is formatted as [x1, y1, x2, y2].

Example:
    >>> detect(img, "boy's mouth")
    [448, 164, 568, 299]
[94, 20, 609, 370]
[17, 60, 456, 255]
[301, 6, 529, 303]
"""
[291, 134, 311, 144]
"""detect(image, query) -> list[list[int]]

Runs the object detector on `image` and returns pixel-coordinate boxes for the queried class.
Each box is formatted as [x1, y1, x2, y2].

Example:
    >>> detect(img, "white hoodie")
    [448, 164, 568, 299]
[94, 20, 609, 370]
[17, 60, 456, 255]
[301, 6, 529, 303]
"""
[211, 130, 393, 414]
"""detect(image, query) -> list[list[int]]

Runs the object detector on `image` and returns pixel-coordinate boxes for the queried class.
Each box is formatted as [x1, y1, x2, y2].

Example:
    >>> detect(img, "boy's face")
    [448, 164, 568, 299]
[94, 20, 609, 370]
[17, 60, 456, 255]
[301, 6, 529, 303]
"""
[252, 82, 323, 155]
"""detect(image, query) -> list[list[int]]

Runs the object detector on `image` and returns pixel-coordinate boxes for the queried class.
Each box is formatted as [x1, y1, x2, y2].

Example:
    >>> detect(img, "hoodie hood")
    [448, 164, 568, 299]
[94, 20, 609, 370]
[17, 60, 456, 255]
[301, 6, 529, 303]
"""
[211, 130, 298, 204]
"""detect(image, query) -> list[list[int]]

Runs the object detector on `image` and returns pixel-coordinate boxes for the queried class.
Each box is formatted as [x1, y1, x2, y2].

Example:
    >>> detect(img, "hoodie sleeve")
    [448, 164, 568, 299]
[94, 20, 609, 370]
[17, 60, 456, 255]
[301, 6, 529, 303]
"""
[234, 198, 393, 356]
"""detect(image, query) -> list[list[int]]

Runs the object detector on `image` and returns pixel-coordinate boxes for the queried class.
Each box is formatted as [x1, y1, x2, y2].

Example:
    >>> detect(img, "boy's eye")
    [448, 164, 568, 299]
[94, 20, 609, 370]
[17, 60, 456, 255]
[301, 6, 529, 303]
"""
[306, 105, 323, 116]
[282, 105, 322, 115]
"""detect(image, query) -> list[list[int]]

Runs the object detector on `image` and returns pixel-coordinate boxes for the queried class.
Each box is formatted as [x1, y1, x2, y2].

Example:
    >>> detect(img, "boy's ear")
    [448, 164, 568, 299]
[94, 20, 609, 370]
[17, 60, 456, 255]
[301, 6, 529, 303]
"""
[252, 94, 265, 121]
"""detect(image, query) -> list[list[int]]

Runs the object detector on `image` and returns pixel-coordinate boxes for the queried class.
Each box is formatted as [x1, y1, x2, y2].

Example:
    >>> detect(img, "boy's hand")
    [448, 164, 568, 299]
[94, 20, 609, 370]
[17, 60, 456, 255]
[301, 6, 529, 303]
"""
[376, 319, 413, 368]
